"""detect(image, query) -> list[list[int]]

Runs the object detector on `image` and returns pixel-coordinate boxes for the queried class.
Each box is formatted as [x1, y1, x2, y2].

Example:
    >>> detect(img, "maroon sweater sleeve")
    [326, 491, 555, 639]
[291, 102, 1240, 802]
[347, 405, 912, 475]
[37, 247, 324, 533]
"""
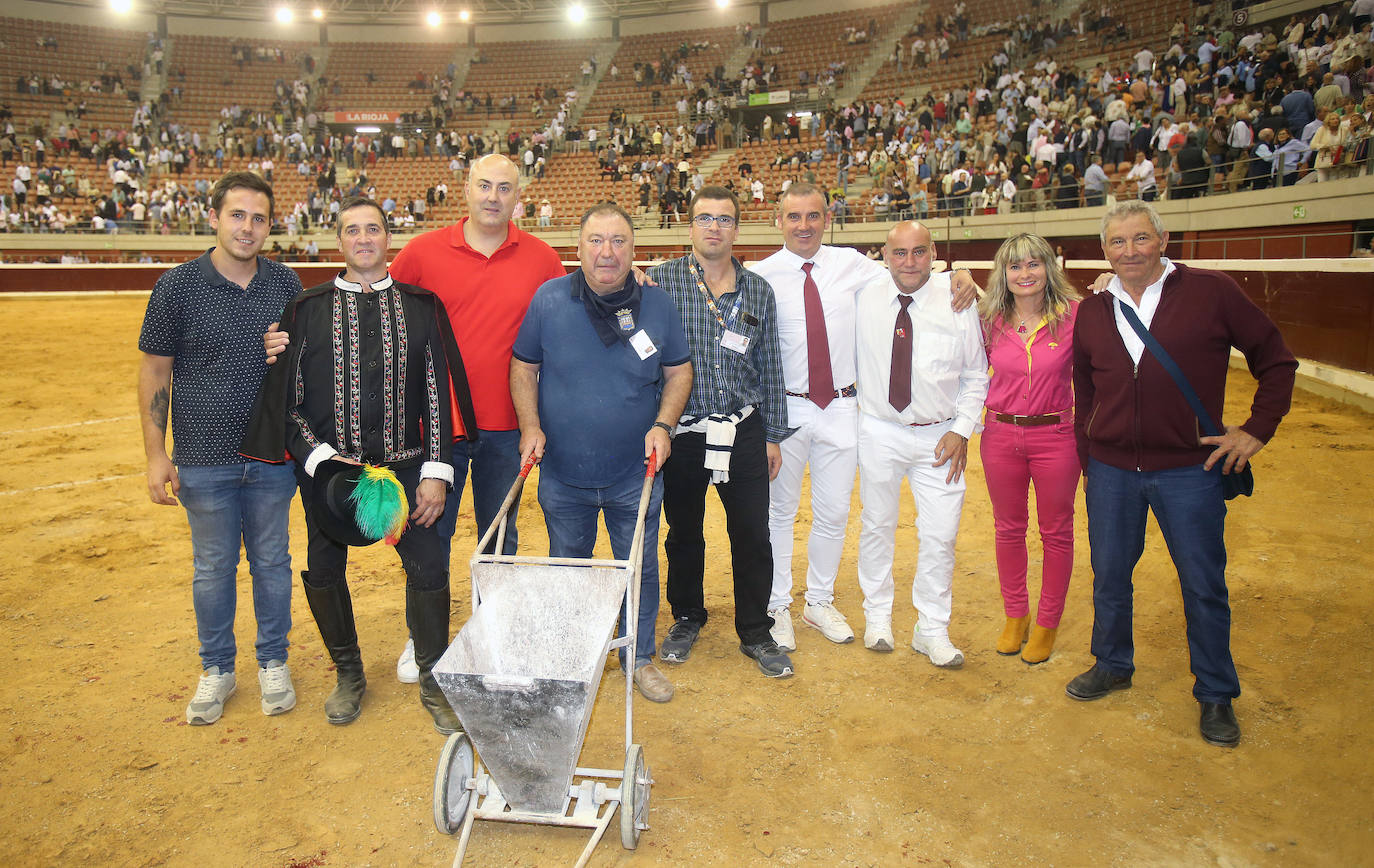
[1218, 271, 1298, 443]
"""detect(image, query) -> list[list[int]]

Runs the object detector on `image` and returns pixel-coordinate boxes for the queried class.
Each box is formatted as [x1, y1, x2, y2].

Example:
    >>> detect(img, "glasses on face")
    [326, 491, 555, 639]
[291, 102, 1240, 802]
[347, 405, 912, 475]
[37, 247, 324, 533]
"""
[692, 213, 736, 228]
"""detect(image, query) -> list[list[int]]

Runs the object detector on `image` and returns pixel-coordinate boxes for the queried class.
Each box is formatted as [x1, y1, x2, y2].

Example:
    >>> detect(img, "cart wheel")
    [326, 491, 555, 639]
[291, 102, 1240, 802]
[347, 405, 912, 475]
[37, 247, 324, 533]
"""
[433, 732, 474, 835]
[620, 743, 650, 849]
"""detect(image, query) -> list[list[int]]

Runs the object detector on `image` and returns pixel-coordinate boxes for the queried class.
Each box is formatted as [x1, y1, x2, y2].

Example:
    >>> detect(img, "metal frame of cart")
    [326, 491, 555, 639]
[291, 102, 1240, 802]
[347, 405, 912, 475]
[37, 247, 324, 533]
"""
[431, 456, 656, 867]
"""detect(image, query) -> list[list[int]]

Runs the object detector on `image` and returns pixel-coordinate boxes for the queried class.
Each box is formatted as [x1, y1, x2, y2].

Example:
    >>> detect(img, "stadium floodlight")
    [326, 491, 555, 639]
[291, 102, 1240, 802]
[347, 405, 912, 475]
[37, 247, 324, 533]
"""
[458, 8, 470, 22]
[568, 3, 586, 23]
[715, 0, 729, 7]
[275, 6, 293, 23]
[311, 7, 324, 19]
[426, 10, 441, 26]
[110, 0, 133, 13]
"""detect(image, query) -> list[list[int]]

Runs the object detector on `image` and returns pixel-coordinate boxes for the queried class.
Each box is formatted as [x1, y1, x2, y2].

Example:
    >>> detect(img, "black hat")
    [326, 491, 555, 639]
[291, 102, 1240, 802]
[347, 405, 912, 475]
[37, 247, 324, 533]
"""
[310, 459, 408, 547]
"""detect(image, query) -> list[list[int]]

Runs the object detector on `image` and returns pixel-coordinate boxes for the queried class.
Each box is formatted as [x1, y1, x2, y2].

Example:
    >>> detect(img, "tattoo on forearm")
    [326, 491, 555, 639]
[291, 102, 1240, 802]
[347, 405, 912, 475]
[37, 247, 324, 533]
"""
[149, 387, 169, 433]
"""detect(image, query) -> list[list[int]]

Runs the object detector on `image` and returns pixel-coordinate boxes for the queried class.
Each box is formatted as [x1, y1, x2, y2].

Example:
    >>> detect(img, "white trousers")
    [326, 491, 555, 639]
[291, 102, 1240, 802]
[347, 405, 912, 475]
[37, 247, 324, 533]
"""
[856, 414, 966, 637]
[768, 395, 858, 610]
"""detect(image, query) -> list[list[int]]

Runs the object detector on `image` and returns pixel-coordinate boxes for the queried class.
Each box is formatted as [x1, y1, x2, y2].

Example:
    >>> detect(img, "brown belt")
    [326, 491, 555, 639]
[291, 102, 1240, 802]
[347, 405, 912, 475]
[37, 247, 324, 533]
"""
[786, 384, 858, 400]
[991, 412, 1065, 426]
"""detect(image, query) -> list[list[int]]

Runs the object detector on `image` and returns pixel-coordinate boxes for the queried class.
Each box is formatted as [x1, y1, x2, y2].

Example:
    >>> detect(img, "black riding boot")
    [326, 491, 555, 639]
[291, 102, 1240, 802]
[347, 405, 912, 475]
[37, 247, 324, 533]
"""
[408, 584, 461, 735]
[302, 572, 367, 725]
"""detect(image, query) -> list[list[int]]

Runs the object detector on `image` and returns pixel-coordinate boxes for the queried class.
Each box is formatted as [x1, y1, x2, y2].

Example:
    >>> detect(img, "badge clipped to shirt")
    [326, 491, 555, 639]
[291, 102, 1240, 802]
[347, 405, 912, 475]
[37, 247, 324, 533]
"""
[720, 329, 751, 354]
[629, 329, 659, 360]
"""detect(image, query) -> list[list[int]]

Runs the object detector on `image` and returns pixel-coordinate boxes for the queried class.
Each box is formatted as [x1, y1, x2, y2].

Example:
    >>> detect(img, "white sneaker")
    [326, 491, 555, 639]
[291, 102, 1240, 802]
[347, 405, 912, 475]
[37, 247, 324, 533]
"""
[396, 638, 419, 684]
[258, 660, 296, 716]
[802, 601, 855, 644]
[187, 666, 236, 725]
[768, 607, 796, 652]
[911, 633, 964, 668]
[864, 620, 894, 653]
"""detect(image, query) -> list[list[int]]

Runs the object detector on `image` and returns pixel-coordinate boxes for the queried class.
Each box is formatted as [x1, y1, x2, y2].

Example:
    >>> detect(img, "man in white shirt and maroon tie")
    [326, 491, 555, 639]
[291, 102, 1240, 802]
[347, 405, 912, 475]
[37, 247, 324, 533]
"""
[750, 185, 979, 653]
[854, 221, 988, 665]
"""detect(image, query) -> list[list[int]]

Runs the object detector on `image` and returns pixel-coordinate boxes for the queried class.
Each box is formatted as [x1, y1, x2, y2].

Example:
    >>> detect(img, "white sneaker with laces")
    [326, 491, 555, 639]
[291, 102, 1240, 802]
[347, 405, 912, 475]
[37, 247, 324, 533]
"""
[258, 660, 296, 716]
[768, 607, 796, 652]
[187, 666, 236, 725]
[911, 633, 965, 668]
[864, 620, 894, 653]
[802, 601, 855, 644]
[396, 638, 419, 684]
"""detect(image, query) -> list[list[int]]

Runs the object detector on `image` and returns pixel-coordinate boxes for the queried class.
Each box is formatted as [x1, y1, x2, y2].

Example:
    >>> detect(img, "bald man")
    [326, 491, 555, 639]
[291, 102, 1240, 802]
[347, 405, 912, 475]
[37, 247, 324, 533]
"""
[853, 221, 988, 666]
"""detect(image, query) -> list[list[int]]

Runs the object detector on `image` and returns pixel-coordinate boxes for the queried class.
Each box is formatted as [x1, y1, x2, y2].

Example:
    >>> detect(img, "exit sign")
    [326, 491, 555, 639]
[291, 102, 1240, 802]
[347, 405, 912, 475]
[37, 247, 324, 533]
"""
[1292, 205, 1306, 219]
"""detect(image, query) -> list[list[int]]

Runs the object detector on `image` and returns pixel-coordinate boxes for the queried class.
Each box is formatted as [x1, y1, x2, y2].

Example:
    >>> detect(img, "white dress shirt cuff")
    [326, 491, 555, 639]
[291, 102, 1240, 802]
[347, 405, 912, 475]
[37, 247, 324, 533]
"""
[304, 443, 339, 477]
[421, 460, 455, 486]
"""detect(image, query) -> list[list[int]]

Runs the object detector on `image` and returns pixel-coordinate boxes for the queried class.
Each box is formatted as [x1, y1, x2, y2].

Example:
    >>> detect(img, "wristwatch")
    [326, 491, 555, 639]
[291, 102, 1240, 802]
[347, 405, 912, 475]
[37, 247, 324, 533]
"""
[651, 421, 675, 439]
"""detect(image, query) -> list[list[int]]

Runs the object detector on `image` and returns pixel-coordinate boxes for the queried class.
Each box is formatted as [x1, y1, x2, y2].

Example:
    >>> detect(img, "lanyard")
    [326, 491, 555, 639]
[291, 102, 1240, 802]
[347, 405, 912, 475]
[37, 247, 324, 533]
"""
[688, 256, 742, 330]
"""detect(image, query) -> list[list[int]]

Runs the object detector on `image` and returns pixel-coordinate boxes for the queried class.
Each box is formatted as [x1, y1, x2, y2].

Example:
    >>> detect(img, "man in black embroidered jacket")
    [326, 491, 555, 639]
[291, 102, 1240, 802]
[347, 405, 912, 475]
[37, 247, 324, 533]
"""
[242, 197, 477, 735]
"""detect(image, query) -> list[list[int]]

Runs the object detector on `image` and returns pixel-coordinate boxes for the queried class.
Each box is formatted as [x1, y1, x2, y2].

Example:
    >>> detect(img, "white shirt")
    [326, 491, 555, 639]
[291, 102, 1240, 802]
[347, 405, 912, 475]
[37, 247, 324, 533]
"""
[749, 244, 888, 395]
[1106, 258, 1176, 364]
[854, 270, 988, 436]
[1126, 158, 1156, 192]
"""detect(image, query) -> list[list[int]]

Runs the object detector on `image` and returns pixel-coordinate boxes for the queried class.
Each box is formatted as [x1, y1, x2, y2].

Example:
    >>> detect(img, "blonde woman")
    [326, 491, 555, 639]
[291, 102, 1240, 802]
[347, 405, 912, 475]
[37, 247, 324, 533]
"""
[978, 233, 1081, 663]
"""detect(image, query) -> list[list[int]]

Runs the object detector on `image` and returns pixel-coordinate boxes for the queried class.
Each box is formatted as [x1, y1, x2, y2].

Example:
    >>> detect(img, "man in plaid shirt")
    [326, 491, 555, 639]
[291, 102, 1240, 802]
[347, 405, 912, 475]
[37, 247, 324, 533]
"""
[650, 185, 796, 679]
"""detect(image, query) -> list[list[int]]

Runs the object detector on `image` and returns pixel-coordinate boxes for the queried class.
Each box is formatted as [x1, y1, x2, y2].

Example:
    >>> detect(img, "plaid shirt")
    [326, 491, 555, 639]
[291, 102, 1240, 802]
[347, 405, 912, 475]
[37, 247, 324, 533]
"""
[650, 254, 789, 442]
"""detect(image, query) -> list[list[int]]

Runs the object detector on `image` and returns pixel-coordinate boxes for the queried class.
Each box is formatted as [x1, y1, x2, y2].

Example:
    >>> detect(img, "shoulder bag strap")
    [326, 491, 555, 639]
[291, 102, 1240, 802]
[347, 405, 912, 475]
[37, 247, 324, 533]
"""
[1115, 297, 1223, 438]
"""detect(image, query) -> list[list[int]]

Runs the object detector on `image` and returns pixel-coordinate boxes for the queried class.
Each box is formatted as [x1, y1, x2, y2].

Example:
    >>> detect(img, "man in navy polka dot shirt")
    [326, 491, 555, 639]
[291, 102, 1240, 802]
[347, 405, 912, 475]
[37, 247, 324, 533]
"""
[138, 172, 304, 727]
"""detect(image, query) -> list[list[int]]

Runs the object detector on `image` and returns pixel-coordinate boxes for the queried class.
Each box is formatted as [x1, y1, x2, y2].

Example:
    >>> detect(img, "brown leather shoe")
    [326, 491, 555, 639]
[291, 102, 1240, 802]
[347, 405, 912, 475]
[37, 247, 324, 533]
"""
[632, 662, 675, 703]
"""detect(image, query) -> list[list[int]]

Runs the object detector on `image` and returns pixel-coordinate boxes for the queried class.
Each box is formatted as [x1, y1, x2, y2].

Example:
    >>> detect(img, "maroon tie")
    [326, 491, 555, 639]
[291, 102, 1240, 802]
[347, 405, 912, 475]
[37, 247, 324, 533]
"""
[890, 293, 913, 411]
[802, 261, 834, 409]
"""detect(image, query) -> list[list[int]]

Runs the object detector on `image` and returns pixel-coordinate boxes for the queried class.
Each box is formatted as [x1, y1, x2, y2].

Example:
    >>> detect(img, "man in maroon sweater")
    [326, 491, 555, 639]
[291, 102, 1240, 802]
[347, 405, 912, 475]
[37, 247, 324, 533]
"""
[1066, 201, 1297, 748]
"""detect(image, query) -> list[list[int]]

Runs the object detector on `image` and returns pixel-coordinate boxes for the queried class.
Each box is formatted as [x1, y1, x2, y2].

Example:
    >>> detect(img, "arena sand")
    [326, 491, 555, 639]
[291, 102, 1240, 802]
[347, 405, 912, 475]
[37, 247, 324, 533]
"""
[1, 295, 1371, 867]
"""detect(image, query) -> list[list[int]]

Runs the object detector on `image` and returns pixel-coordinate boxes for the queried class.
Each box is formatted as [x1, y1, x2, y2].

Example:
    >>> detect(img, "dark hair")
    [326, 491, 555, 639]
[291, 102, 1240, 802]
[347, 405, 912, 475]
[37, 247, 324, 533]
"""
[209, 171, 274, 219]
[689, 185, 740, 221]
[334, 196, 389, 237]
[579, 201, 634, 234]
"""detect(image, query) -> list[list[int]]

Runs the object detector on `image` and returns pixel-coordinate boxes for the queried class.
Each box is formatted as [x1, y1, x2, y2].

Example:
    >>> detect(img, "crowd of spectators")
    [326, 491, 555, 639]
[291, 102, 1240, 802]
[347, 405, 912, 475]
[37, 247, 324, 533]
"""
[2, 2, 1372, 235]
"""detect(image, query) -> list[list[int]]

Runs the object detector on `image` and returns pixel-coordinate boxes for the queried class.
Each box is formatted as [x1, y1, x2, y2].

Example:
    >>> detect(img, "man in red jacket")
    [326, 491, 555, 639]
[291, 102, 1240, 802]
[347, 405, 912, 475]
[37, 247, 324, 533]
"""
[1067, 201, 1297, 748]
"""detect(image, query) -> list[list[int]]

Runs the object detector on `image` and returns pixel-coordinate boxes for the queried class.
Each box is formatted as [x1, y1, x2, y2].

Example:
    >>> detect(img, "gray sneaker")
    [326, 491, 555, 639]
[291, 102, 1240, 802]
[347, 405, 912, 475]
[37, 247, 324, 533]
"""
[258, 660, 296, 716]
[740, 640, 795, 678]
[187, 666, 236, 725]
[659, 618, 702, 664]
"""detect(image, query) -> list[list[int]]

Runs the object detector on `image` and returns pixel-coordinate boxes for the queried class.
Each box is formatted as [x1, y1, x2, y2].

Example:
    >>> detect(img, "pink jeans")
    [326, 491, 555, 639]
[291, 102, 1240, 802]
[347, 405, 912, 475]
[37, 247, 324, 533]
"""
[979, 419, 1080, 628]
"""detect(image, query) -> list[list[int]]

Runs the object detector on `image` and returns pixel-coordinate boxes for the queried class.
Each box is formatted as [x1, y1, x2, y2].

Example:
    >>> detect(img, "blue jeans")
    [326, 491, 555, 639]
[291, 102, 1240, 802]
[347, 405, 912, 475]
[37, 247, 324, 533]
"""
[537, 470, 663, 665]
[1085, 459, 1238, 703]
[436, 428, 523, 560]
[177, 462, 297, 672]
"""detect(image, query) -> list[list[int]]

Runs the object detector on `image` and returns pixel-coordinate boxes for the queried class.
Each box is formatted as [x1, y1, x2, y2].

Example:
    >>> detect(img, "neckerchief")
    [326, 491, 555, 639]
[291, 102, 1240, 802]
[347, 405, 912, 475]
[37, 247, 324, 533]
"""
[573, 268, 641, 347]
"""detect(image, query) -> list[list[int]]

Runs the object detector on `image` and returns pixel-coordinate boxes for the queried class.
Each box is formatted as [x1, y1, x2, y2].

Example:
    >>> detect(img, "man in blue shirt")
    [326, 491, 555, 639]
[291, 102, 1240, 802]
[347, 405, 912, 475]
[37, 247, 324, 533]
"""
[138, 171, 302, 726]
[510, 203, 693, 703]
[1084, 154, 1110, 207]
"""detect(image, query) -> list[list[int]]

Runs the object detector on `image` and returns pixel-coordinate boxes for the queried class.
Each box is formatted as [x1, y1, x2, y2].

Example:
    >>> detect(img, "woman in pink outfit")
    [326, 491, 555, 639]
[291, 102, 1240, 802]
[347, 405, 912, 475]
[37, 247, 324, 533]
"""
[977, 234, 1080, 664]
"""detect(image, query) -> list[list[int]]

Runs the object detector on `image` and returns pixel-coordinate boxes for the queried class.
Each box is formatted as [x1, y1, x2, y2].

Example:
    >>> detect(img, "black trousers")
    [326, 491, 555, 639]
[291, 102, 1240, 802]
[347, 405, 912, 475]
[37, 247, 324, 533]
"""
[662, 412, 774, 645]
[296, 463, 448, 591]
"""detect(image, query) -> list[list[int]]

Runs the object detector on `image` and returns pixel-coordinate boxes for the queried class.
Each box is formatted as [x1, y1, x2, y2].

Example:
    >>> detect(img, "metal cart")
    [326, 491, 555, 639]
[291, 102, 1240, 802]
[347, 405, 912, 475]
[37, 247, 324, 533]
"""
[431, 455, 657, 867]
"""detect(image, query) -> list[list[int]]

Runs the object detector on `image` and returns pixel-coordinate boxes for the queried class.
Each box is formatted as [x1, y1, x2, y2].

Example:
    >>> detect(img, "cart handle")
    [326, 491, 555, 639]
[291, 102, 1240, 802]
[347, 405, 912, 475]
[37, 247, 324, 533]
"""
[472, 451, 540, 557]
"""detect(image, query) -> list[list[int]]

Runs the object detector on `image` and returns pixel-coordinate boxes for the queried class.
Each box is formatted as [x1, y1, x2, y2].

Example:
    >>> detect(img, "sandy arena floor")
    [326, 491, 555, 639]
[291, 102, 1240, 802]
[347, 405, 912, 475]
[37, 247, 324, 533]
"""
[1, 294, 1371, 867]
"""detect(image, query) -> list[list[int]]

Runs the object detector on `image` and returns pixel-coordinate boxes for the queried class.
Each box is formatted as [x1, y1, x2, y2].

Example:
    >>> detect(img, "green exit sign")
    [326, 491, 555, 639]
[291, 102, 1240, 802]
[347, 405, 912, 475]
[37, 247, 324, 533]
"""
[1292, 205, 1306, 219]
[963, 229, 973, 238]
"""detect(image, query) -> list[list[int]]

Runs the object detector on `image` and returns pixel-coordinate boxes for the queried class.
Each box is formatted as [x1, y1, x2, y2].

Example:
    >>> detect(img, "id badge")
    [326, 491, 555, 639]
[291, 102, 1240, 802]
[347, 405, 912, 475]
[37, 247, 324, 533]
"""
[629, 329, 659, 360]
[720, 329, 751, 354]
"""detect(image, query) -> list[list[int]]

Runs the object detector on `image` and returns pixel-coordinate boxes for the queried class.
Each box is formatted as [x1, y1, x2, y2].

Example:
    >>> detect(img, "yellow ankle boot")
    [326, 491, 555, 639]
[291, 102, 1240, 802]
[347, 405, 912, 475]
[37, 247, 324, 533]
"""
[996, 616, 1031, 655]
[1021, 625, 1058, 664]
